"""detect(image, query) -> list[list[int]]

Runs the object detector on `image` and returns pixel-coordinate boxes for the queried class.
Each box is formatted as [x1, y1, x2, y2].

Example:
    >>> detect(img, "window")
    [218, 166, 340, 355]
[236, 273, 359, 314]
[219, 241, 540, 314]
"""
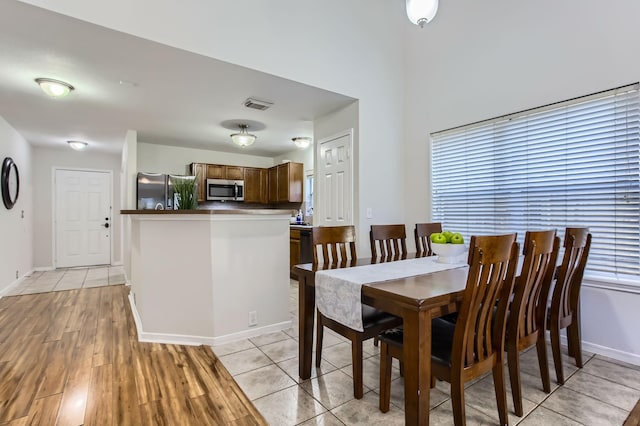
[305, 172, 314, 218]
[431, 84, 640, 284]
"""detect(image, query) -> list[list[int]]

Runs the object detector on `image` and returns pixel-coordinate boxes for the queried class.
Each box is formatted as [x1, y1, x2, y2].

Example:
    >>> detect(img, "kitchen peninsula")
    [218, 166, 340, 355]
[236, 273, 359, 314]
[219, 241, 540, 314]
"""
[122, 209, 292, 345]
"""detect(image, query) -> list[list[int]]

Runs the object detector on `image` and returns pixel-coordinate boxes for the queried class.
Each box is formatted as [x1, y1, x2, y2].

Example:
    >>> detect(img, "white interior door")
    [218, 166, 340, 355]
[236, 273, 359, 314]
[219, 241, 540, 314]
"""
[316, 131, 353, 226]
[55, 169, 112, 267]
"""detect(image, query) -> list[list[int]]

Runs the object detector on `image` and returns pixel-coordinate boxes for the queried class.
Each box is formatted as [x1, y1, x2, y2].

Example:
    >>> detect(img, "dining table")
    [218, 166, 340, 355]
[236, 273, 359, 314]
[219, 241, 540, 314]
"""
[294, 254, 469, 425]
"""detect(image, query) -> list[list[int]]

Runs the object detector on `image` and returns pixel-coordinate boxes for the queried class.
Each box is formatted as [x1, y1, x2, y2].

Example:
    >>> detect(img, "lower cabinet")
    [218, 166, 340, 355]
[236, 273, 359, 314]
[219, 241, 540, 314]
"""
[290, 228, 313, 279]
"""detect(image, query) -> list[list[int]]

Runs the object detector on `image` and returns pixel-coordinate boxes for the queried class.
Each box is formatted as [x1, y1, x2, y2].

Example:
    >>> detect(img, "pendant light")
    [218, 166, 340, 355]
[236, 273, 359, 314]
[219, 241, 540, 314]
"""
[230, 124, 256, 147]
[406, 0, 439, 28]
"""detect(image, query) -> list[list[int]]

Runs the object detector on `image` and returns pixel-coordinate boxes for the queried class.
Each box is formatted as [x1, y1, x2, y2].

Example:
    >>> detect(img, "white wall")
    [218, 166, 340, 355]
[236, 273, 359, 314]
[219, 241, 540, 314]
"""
[32, 146, 122, 268]
[121, 130, 137, 281]
[137, 142, 274, 175]
[19, 0, 408, 238]
[402, 0, 640, 363]
[0, 115, 33, 295]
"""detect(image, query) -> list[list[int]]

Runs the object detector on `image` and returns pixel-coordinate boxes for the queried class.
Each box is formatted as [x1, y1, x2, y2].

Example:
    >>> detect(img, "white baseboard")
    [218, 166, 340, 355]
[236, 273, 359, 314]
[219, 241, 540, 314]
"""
[210, 321, 293, 346]
[111, 261, 123, 266]
[559, 335, 640, 367]
[33, 266, 55, 272]
[0, 268, 35, 298]
[127, 291, 291, 346]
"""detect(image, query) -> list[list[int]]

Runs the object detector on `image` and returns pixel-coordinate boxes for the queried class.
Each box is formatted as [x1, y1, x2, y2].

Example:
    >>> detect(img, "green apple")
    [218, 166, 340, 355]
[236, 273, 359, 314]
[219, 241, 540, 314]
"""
[441, 230, 453, 243]
[430, 233, 447, 244]
[451, 233, 464, 244]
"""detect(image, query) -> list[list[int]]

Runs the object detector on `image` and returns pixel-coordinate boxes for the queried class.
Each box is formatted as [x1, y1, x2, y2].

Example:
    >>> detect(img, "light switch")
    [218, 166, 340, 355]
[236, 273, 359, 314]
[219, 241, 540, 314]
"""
[366, 208, 373, 219]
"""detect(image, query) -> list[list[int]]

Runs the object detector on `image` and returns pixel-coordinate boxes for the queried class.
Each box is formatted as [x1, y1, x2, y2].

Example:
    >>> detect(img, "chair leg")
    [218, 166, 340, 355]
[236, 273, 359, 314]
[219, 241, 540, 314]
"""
[550, 324, 565, 384]
[399, 360, 404, 377]
[567, 321, 583, 368]
[507, 347, 523, 417]
[536, 335, 551, 393]
[493, 358, 509, 426]
[430, 375, 436, 388]
[315, 313, 324, 368]
[450, 377, 466, 426]
[374, 336, 379, 347]
[379, 342, 392, 413]
[352, 338, 364, 399]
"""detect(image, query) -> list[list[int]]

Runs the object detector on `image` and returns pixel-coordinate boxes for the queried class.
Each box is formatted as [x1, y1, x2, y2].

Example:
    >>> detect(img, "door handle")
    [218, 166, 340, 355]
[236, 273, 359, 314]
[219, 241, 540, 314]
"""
[103, 223, 110, 229]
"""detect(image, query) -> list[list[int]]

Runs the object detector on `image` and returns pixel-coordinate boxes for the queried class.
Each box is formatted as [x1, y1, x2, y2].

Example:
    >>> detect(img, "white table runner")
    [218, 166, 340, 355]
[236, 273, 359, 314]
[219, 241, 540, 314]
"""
[316, 256, 467, 332]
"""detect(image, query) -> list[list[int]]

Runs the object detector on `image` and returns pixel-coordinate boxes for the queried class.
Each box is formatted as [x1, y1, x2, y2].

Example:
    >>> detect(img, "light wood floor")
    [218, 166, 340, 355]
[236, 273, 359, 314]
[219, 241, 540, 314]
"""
[0, 285, 267, 425]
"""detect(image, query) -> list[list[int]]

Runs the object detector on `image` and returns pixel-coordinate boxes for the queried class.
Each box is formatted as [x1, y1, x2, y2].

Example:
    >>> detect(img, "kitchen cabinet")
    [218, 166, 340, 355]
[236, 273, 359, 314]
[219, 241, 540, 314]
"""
[206, 164, 244, 180]
[268, 166, 278, 203]
[244, 167, 268, 203]
[190, 163, 207, 203]
[269, 162, 303, 203]
[290, 227, 313, 278]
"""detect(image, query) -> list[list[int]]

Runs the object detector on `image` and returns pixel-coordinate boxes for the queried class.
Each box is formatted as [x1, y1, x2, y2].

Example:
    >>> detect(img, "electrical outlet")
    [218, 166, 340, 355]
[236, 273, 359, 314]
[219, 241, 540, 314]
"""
[366, 208, 373, 219]
[15, 270, 19, 279]
[248, 311, 258, 327]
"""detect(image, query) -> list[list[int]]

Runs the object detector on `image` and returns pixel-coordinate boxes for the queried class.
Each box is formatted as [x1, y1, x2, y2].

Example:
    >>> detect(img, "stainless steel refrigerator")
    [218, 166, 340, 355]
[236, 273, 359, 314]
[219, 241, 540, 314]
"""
[136, 172, 175, 210]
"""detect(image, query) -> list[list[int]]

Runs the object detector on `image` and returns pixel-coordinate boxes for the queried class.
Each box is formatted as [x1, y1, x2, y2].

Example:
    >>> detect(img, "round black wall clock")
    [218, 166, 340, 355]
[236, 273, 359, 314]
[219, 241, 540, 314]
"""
[1, 157, 19, 209]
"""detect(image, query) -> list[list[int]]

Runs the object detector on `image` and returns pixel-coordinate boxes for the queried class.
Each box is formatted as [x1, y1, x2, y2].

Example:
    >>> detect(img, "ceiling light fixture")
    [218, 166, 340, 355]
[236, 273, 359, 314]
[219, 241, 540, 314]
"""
[292, 137, 312, 149]
[406, 0, 439, 28]
[35, 78, 75, 98]
[230, 124, 256, 147]
[67, 141, 88, 151]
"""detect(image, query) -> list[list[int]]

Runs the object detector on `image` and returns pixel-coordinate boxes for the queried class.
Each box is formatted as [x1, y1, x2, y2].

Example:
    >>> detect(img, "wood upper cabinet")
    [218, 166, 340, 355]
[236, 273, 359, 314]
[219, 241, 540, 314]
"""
[268, 166, 278, 203]
[190, 163, 207, 202]
[206, 164, 244, 180]
[189, 161, 301, 204]
[226, 166, 244, 180]
[269, 162, 303, 203]
[244, 167, 268, 203]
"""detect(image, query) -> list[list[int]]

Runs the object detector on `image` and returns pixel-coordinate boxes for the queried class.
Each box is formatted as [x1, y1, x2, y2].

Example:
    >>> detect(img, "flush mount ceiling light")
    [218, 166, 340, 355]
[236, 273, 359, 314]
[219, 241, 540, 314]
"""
[67, 141, 88, 151]
[406, 0, 439, 28]
[292, 137, 312, 149]
[230, 124, 256, 147]
[35, 78, 75, 98]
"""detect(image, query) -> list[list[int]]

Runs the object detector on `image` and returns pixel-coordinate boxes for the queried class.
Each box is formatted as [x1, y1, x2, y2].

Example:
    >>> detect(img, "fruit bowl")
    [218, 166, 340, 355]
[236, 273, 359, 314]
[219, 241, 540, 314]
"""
[431, 243, 467, 264]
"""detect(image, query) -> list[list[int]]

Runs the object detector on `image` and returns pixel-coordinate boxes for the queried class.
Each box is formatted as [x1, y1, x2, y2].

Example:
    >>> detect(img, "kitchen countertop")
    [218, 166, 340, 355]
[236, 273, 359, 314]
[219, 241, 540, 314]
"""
[121, 209, 292, 215]
[290, 224, 313, 230]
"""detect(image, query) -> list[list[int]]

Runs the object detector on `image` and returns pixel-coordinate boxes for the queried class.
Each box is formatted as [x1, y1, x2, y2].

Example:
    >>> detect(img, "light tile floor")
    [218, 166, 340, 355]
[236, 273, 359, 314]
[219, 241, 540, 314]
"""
[213, 279, 640, 426]
[6, 265, 126, 295]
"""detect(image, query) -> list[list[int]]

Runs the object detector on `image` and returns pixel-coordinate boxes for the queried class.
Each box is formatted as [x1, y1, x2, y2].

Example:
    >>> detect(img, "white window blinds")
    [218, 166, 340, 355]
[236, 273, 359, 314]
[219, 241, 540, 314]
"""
[431, 84, 640, 280]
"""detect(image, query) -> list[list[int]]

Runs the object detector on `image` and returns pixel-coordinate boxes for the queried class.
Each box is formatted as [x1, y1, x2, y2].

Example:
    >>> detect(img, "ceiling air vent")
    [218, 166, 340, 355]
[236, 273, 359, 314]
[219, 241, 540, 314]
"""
[244, 97, 273, 111]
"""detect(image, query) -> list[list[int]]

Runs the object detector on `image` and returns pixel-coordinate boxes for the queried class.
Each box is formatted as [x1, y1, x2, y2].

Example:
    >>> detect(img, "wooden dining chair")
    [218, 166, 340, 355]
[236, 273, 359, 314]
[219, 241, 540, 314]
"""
[378, 233, 519, 426]
[414, 222, 442, 256]
[506, 230, 559, 417]
[547, 227, 591, 385]
[370, 224, 407, 260]
[311, 225, 357, 264]
[312, 226, 403, 399]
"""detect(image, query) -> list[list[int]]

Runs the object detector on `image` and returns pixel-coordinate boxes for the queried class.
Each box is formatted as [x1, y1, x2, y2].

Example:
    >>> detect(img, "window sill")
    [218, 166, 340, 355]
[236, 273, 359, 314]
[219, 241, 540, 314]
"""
[583, 274, 640, 295]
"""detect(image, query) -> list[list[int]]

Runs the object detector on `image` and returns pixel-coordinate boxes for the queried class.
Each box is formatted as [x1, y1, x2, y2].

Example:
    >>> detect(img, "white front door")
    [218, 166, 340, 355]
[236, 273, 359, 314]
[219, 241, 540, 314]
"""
[316, 131, 353, 226]
[55, 169, 112, 267]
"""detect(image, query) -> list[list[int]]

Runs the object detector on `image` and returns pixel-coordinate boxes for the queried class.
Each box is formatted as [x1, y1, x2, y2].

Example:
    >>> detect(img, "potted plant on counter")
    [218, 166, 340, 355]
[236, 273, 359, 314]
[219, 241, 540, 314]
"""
[171, 175, 197, 209]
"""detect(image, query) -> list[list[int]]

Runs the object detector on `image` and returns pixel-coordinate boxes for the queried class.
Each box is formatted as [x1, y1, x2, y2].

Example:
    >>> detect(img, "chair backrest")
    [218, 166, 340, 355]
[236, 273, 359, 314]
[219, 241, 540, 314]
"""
[312, 225, 357, 264]
[551, 227, 591, 324]
[370, 224, 407, 259]
[508, 230, 560, 344]
[414, 222, 442, 256]
[452, 233, 519, 369]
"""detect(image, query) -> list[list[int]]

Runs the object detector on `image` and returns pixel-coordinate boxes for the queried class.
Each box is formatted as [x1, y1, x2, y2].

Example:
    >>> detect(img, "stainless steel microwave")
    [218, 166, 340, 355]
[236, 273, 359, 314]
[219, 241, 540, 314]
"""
[206, 179, 244, 201]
